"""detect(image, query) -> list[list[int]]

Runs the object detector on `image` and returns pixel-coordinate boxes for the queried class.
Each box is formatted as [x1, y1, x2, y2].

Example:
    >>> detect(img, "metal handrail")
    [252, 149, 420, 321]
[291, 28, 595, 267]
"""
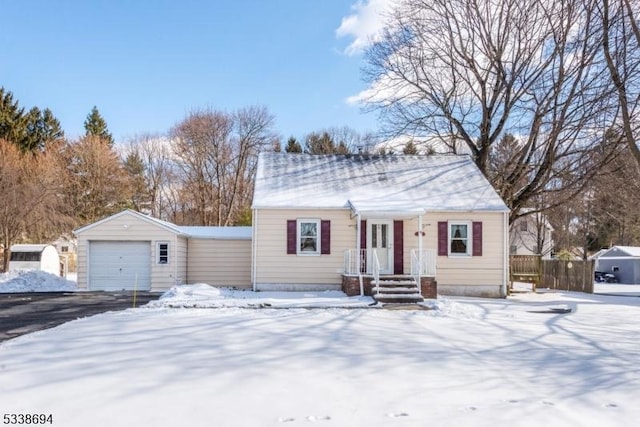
[411, 249, 436, 277]
[372, 250, 380, 296]
[343, 249, 367, 275]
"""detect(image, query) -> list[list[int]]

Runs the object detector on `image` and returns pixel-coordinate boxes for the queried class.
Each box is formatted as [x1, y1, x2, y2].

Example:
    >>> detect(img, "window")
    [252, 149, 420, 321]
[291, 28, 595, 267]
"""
[510, 245, 518, 255]
[449, 222, 471, 256]
[157, 242, 169, 264]
[61, 246, 69, 253]
[9, 252, 41, 262]
[520, 221, 528, 232]
[298, 219, 320, 254]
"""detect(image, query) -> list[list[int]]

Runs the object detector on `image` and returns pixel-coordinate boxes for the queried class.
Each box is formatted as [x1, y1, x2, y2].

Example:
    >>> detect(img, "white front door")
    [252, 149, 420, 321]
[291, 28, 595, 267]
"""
[368, 220, 393, 274]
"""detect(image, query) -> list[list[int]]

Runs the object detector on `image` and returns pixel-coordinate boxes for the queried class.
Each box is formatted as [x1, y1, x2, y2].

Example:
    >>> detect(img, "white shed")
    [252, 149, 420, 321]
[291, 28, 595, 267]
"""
[9, 244, 61, 276]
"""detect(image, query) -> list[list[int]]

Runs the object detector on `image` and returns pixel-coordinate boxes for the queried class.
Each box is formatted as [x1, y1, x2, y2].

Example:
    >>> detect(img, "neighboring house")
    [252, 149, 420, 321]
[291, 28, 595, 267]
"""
[8, 244, 61, 276]
[74, 210, 251, 291]
[593, 246, 640, 284]
[251, 153, 510, 298]
[509, 211, 554, 259]
[52, 236, 78, 277]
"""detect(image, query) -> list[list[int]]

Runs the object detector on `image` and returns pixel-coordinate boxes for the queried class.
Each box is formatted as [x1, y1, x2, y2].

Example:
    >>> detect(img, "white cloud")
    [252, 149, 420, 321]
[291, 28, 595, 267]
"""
[336, 0, 396, 56]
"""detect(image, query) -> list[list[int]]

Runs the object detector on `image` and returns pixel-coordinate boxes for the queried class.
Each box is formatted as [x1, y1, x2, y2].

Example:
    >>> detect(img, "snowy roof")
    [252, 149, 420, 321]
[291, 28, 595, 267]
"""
[253, 153, 509, 212]
[178, 226, 252, 240]
[9, 244, 51, 252]
[74, 209, 185, 236]
[74, 209, 252, 240]
[600, 246, 640, 258]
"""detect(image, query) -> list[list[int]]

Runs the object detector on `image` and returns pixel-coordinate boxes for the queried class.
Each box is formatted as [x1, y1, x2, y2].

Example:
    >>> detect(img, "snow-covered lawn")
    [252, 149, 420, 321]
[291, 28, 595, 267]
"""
[1, 285, 639, 427]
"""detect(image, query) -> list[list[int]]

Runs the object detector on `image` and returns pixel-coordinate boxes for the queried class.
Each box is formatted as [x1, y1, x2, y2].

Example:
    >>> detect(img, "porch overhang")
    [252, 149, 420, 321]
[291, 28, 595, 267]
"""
[348, 200, 426, 219]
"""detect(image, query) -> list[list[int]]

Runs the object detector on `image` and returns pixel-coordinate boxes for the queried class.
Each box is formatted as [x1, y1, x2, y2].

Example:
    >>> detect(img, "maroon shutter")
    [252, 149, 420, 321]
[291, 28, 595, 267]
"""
[393, 220, 404, 274]
[360, 220, 367, 272]
[472, 221, 483, 256]
[321, 220, 331, 254]
[287, 220, 296, 254]
[438, 222, 448, 256]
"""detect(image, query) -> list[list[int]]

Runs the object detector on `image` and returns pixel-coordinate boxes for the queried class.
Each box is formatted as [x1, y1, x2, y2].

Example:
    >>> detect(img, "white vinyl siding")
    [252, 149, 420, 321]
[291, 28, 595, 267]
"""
[187, 239, 251, 288]
[254, 209, 353, 287]
[401, 213, 506, 295]
[76, 211, 185, 291]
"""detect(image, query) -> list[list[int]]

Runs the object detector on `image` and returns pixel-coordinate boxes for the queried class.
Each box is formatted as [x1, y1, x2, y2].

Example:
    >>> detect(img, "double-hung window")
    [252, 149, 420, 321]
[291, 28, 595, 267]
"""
[449, 222, 471, 256]
[298, 219, 320, 254]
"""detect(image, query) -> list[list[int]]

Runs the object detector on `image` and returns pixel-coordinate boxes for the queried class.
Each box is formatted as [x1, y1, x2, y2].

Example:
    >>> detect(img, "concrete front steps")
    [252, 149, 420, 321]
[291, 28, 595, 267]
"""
[372, 275, 424, 304]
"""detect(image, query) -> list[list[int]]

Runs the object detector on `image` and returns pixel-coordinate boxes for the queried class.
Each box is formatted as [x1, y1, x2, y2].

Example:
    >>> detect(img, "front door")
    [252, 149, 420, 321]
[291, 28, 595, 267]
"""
[368, 220, 393, 274]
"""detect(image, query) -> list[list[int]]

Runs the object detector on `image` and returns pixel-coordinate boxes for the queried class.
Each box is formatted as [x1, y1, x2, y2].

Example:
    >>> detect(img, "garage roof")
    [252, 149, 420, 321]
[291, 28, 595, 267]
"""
[178, 226, 252, 240]
[74, 210, 252, 240]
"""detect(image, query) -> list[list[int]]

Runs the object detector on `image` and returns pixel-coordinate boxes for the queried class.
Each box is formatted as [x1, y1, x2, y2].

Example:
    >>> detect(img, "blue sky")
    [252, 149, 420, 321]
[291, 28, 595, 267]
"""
[0, 0, 387, 143]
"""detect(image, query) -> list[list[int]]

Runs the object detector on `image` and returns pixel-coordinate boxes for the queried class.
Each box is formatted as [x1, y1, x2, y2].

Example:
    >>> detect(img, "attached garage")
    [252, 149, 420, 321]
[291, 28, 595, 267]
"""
[75, 210, 188, 292]
[89, 241, 151, 291]
[74, 210, 253, 292]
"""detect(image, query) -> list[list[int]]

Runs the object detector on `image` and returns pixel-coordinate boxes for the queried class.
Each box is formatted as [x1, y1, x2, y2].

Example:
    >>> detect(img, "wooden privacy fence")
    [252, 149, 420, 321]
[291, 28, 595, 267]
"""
[510, 255, 542, 290]
[541, 260, 594, 293]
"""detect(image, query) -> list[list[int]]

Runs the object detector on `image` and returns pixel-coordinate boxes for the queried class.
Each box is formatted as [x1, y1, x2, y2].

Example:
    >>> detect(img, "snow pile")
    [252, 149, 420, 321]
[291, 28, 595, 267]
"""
[148, 283, 377, 308]
[0, 270, 78, 293]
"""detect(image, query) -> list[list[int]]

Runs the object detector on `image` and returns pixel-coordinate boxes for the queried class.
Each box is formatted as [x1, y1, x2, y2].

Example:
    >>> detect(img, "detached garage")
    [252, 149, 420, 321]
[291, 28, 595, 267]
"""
[594, 246, 640, 284]
[74, 210, 252, 291]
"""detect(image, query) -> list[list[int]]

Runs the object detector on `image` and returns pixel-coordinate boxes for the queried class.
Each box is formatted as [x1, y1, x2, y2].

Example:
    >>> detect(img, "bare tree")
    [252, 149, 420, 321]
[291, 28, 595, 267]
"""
[600, 0, 640, 172]
[170, 106, 275, 226]
[58, 136, 133, 226]
[0, 140, 66, 270]
[360, 0, 619, 221]
[124, 134, 176, 218]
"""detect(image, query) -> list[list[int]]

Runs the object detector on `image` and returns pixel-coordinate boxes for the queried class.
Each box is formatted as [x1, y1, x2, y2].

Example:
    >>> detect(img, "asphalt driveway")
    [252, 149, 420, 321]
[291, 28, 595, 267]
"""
[0, 291, 160, 342]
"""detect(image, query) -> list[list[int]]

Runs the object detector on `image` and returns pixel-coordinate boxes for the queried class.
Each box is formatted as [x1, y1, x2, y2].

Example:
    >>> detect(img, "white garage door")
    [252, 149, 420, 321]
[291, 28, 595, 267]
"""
[89, 241, 151, 291]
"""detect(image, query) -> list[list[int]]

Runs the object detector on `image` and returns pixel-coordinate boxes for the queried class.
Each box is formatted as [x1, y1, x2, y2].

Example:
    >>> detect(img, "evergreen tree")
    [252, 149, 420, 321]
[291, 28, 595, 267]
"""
[23, 107, 64, 152]
[285, 136, 303, 153]
[0, 88, 63, 152]
[305, 132, 335, 154]
[0, 87, 26, 144]
[123, 150, 149, 212]
[403, 141, 418, 155]
[84, 106, 114, 145]
[336, 141, 350, 155]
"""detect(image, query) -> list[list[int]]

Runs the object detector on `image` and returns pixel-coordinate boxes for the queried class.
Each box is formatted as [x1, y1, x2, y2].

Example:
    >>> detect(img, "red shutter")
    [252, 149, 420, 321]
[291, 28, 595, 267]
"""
[287, 220, 296, 254]
[438, 222, 448, 256]
[393, 220, 404, 274]
[472, 222, 483, 256]
[321, 220, 331, 254]
[360, 220, 367, 272]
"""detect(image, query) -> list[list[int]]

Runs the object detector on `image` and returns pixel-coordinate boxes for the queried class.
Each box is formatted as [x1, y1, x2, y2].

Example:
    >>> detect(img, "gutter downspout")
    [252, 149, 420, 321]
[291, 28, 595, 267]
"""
[418, 214, 423, 296]
[502, 211, 509, 298]
[252, 209, 258, 292]
[356, 213, 363, 296]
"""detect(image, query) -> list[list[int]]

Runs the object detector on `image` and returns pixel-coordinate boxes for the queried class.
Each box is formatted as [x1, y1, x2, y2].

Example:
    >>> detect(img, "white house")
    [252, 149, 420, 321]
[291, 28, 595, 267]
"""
[251, 153, 510, 298]
[509, 211, 554, 259]
[74, 153, 511, 299]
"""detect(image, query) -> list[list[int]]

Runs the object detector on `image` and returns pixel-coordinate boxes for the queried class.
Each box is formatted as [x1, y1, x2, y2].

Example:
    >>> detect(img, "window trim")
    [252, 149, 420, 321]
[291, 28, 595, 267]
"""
[157, 242, 170, 264]
[448, 221, 472, 257]
[297, 219, 321, 256]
